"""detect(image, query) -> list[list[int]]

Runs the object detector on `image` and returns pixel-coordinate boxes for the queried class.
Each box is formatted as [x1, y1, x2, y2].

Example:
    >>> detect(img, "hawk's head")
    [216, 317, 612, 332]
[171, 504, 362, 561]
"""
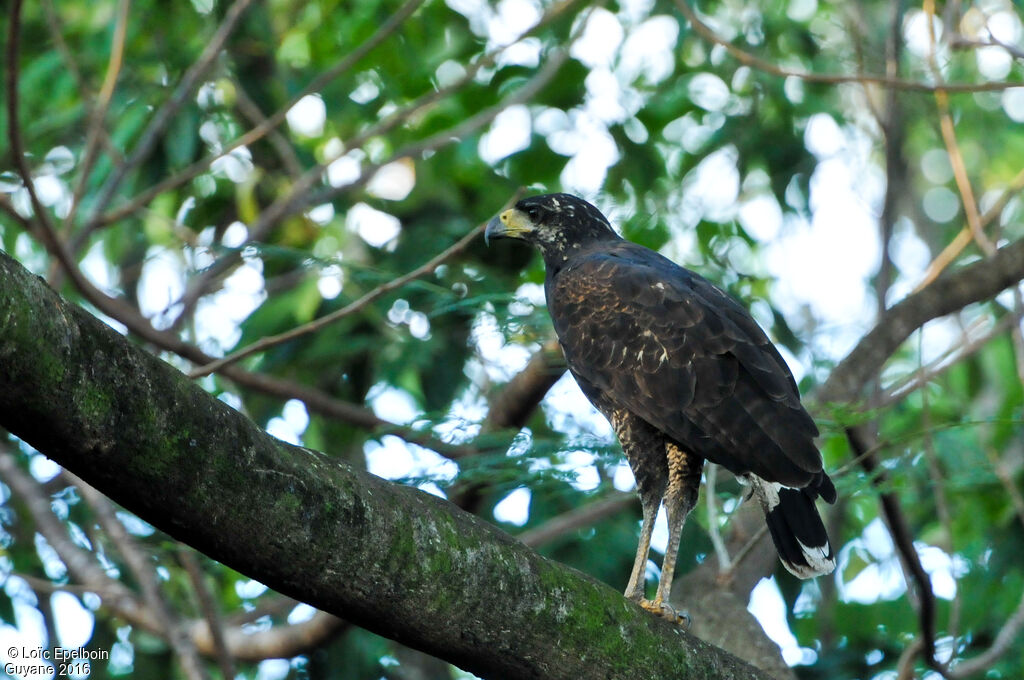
[485, 193, 619, 262]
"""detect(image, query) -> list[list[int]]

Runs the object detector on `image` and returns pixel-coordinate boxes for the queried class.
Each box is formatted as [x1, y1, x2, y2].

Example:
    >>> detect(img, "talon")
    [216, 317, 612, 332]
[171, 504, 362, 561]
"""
[638, 598, 690, 628]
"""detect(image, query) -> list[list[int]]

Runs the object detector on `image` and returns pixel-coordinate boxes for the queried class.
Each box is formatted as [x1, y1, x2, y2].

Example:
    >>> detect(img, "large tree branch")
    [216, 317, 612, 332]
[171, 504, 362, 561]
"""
[0, 250, 769, 679]
[484, 338, 566, 432]
[817, 236, 1024, 405]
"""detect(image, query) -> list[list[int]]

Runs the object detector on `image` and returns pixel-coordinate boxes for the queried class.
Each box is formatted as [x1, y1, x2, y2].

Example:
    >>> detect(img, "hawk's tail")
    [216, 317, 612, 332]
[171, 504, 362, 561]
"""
[746, 474, 836, 579]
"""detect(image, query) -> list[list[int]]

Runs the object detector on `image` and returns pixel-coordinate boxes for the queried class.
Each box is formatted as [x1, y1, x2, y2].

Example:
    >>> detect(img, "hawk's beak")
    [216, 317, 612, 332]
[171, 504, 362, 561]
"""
[485, 208, 533, 246]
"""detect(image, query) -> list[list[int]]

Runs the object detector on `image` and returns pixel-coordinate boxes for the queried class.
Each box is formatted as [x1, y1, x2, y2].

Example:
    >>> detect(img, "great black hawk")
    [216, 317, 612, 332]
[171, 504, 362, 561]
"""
[486, 193, 836, 621]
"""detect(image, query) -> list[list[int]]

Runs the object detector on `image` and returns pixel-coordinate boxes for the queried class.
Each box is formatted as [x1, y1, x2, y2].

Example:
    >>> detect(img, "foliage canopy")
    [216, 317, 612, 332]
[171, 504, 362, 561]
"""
[2, 0, 1024, 678]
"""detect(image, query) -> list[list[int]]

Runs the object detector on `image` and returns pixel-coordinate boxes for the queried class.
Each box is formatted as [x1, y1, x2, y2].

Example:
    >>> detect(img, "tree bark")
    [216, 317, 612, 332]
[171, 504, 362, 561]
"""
[817, 235, 1024, 405]
[0, 249, 770, 679]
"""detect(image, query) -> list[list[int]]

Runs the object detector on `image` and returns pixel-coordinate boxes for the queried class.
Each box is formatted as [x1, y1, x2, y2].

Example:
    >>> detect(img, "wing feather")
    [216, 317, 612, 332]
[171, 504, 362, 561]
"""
[548, 242, 821, 486]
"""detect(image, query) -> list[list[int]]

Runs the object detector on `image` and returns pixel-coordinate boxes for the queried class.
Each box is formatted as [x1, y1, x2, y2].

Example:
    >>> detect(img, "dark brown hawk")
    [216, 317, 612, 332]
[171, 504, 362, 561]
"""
[486, 193, 836, 621]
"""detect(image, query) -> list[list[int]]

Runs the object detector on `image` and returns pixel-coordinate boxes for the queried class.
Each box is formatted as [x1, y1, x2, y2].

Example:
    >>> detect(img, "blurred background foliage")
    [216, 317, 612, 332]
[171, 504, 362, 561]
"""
[1, 0, 1024, 678]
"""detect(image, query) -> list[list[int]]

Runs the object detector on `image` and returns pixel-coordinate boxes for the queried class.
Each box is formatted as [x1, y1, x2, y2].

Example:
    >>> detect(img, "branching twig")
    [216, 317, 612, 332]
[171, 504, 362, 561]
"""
[73, 476, 210, 680]
[189, 222, 487, 378]
[879, 315, 1015, 408]
[705, 464, 732, 573]
[950, 36, 1024, 61]
[517, 492, 635, 548]
[0, 449, 162, 633]
[727, 523, 768, 574]
[947, 590, 1024, 677]
[189, 610, 347, 663]
[2, 449, 345, 662]
[913, 166, 1024, 292]
[179, 548, 236, 680]
[817, 236, 1024, 405]
[673, 0, 1018, 93]
[63, 0, 132, 232]
[40, 0, 124, 163]
[484, 338, 565, 432]
[845, 426, 944, 675]
[81, 0, 257, 232]
[923, 0, 996, 259]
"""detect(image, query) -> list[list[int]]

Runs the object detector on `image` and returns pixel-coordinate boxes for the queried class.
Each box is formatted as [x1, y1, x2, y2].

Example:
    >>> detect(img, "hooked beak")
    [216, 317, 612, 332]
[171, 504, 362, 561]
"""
[484, 208, 534, 246]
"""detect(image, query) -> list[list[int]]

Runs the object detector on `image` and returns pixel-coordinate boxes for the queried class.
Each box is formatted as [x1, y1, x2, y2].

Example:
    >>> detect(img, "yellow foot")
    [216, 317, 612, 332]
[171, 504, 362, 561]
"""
[638, 598, 691, 628]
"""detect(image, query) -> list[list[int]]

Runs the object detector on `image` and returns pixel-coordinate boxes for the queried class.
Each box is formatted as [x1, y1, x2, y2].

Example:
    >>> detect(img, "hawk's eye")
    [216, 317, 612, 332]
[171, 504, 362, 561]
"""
[524, 205, 541, 221]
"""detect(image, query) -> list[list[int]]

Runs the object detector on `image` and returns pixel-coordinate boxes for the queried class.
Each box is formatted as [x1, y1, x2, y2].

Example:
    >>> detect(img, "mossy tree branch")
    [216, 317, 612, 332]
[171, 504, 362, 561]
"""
[0, 249, 769, 679]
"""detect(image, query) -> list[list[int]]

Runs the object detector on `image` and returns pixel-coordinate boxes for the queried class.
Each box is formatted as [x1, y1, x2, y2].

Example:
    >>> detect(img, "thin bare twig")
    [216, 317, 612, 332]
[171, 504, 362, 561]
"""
[673, 0, 1018, 93]
[517, 493, 636, 548]
[948, 590, 1024, 677]
[89, 0, 429, 233]
[233, 78, 304, 178]
[189, 222, 486, 378]
[40, 0, 124, 163]
[727, 523, 769, 572]
[914, 163, 1024, 292]
[846, 426, 945, 676]
[705, 464, 732, 572]
[189, 610, 347, 662]
[879, 315, 1015, 408]
[924, 0, 995, 256]
[948, 2, 1024, 62]
[82, 0, 257, 232]
[73, 477, 210, 680]
[950, 36, 1024, 61]
[179, 548, 236, 680]
[0, 449, 163, 632]
[897, 638, 926, 680]
[63, 0, 132, 232]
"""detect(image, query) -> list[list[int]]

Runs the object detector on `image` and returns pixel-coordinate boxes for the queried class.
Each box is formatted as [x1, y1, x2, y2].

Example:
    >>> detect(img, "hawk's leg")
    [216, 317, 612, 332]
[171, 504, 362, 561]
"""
[647, 443, 703, 622]
[622, 489, 661, 601]
[610, 410, 668, 604]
